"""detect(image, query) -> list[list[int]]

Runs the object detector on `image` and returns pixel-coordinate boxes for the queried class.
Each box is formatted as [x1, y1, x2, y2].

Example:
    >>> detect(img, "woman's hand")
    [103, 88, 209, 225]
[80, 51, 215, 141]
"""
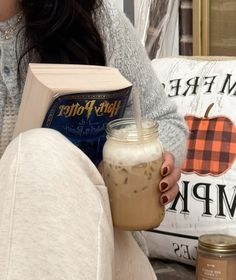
[99, 151, 181, 206]
[159, 151, 181, 205]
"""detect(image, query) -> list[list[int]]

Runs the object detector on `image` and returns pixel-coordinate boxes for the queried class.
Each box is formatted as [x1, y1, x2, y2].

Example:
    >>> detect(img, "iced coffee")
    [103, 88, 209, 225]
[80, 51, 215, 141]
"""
[103, 118, 164, 230]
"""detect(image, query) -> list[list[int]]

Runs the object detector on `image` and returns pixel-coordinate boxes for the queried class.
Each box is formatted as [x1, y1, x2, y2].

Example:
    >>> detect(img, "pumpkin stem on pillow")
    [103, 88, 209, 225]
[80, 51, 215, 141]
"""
[204, 103, 214, 118]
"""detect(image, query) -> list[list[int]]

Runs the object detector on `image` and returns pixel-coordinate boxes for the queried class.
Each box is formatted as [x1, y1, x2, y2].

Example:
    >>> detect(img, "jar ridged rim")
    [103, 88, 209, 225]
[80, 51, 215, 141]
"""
[106, 118, 159, 141]
[198, 234, 236, 254]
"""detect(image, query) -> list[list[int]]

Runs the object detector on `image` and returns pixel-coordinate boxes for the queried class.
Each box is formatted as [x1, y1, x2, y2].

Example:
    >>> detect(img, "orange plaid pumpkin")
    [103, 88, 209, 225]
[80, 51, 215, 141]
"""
[182, 104, 236, 175]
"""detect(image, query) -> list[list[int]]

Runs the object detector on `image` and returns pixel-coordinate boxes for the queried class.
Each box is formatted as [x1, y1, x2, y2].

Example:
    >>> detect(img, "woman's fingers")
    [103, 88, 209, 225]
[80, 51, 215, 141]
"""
[160, 183, 179, 205]
[159, 150, 181, 205]
[161, 151, 175, 176]
[159, 167, 181, 193]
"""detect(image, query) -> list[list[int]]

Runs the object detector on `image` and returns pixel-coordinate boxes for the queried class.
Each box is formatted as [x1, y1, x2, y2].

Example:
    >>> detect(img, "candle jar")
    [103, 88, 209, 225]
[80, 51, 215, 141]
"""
[103, 118, 164, 230]
[196, 234, 236, 280]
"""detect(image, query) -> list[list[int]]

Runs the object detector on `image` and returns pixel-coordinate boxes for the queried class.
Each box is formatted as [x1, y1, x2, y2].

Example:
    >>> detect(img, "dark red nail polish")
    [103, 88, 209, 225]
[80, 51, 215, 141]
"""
[162, 196, 168, 204]
[162, 167, 168, 176]
[160, 182, 168, 192]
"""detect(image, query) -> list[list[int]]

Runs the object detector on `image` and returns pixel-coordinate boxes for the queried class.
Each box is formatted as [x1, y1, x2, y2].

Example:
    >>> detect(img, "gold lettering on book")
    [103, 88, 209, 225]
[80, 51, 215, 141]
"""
[57, 99, 122, 119]
[95, 100, 122, 117]
[58, 100, 96, 119]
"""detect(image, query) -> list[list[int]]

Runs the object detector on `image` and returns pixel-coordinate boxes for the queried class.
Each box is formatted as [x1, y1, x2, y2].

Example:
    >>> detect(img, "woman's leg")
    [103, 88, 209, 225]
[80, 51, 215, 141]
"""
[0, 128, 156, 280]
[114, 229, 157, 280]
[0, 129, 113, 280]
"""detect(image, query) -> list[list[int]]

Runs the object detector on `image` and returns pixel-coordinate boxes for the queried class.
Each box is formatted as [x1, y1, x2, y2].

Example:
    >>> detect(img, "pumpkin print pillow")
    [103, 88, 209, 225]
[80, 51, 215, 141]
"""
[142, 57, 236, 266]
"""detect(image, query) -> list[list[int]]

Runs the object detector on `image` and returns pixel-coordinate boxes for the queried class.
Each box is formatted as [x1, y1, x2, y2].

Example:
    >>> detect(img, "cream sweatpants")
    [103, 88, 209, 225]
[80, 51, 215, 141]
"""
[0, 129, 156, 280]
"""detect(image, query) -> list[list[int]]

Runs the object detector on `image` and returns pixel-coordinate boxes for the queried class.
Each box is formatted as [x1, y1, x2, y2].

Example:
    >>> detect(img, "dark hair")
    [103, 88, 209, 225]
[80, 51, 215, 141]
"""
[19, 0, 106, 66]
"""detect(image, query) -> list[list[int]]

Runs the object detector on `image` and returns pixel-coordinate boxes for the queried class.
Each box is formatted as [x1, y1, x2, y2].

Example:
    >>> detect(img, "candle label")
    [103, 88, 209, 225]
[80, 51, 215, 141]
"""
[197, 256, 227, 280]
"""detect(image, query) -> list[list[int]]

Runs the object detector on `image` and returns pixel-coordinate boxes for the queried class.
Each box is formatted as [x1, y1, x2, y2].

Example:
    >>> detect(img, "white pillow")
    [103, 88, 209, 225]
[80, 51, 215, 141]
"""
[142, 57, 236, 266]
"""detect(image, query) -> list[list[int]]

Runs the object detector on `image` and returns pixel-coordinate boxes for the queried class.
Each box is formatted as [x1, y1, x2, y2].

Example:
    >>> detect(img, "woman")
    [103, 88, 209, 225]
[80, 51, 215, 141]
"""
[0, 0, 188, 279]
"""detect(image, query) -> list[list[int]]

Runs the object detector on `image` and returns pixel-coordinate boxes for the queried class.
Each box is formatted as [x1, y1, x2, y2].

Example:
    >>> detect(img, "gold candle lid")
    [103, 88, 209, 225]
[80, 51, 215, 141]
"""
[199, 234, 236, 254]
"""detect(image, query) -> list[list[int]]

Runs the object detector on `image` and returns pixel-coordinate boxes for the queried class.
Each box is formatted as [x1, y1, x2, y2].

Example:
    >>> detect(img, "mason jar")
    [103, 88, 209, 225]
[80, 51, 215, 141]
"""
[196, 234, 236, 280]
[103, 118, 164, 230]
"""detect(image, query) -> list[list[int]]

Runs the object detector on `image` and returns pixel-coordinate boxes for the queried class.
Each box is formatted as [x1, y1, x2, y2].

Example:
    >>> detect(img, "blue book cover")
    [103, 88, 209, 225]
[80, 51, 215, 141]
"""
[42, 87, 131, 166]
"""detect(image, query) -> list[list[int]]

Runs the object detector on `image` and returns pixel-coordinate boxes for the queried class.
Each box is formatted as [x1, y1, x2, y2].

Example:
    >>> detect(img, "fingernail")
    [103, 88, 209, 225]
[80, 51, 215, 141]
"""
[162, 196, 168, 204]
[162, 167, 168, 176]
[160, 182, 168, 192]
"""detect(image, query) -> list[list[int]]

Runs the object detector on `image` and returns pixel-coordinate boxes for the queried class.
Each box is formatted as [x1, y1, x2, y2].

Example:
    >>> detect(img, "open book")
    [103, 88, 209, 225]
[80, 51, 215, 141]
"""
[14, 63, 132, 165]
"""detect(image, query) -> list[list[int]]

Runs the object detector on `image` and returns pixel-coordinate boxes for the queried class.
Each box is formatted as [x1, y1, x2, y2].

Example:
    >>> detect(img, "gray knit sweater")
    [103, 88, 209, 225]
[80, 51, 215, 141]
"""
[0, 0, 187, 164]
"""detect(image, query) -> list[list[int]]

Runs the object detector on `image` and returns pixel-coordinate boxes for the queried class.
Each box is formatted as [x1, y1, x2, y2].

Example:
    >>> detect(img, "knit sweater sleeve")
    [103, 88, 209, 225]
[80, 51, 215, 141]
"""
[96, 0, 188, 166]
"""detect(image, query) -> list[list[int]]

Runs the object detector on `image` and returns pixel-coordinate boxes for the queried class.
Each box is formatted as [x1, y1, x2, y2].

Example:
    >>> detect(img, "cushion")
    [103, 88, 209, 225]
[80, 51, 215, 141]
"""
[142, 56, 236, 266]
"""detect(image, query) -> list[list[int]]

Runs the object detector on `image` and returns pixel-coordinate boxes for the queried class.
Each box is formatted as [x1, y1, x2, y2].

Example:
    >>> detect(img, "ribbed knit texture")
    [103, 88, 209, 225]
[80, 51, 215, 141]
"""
[0, 0, 188, 164]
[0, 14, 23, 157]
